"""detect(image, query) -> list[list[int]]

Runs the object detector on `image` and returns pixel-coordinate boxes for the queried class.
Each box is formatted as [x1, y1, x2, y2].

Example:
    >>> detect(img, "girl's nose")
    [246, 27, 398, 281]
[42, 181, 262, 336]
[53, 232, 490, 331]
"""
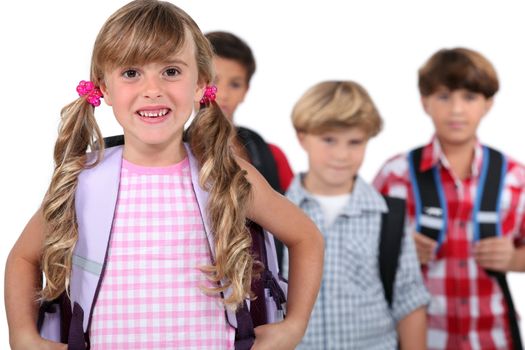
[143, 76, 162, 98]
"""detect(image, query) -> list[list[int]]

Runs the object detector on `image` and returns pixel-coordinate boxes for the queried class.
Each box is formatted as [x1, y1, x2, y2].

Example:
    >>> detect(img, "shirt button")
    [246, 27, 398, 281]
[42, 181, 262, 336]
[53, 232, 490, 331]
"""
[459, 261, 467, 268]
[459, 221, 467, 228]
[460, 298, 468, 305]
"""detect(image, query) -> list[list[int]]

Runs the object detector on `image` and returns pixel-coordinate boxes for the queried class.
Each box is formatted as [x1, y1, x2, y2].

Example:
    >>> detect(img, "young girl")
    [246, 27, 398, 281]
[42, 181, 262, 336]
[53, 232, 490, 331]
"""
[4, 1, 323, 349]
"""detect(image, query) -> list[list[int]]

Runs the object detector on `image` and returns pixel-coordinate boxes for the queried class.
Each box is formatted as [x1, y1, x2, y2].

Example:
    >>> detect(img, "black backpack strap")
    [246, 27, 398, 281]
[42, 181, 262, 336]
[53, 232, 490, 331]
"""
[379, 196, 406, 307]
[103, 134, 125, 148]
[475, 147, 505, 241]
[475, 147, 522, 350]
[492, 273, 522, 350]
[408, 147, 446, 246]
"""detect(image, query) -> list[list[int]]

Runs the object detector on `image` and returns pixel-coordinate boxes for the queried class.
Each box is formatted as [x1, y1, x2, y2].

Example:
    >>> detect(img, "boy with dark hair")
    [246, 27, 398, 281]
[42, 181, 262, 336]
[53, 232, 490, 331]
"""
[284, 80, 429, 349]
[206, 31, 294, 269]
[205, 31, 293, 194]
[374, 47, 525, 350]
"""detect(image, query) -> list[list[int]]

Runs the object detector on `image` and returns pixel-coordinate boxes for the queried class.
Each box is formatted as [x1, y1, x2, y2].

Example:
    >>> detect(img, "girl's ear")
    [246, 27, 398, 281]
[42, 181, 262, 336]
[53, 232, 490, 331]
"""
[99, 81, 112, 106]
[194, 81, 206, 104]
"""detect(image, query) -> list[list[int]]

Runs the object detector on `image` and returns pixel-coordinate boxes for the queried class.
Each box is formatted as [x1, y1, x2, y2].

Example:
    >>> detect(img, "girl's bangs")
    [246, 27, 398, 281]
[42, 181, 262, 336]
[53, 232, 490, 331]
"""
[98, 5, 188, 71]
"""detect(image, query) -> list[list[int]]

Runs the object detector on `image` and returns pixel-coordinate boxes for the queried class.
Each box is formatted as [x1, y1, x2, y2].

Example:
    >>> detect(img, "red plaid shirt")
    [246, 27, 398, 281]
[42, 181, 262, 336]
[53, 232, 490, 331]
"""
[373, 137, 525, 350]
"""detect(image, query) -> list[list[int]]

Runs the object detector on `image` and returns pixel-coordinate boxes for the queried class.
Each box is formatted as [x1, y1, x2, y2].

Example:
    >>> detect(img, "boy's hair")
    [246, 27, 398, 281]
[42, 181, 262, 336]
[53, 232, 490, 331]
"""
[205, 31, 256, 85]
[292, 81, 382, 137]
[418, 47, 499, 98]
[41, 0, 253, 310]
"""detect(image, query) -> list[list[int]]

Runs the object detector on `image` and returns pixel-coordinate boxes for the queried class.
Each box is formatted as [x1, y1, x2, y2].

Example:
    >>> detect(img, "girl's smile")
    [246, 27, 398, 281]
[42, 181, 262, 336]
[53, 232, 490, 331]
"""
[136, 106, 171, 124]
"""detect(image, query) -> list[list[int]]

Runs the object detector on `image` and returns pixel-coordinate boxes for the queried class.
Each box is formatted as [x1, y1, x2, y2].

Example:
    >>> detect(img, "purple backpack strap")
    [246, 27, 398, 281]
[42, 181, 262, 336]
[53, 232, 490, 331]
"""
[234, 302, 255, 350]
[38, 146, 122, 348]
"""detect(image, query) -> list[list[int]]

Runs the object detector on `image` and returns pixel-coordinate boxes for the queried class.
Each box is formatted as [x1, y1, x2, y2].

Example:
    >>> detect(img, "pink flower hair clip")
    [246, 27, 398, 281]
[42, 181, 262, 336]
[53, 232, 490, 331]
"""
[200, 85, 217, 105]
[76, 80, 103, 107]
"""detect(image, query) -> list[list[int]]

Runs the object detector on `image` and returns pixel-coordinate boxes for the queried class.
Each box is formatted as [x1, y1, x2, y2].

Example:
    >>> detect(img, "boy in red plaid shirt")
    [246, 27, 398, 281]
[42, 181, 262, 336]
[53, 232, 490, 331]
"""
[373, 47, 525, 350]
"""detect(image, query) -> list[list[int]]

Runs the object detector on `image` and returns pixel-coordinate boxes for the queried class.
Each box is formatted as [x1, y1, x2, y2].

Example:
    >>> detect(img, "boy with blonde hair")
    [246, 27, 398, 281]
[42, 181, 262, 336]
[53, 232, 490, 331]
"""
[374, 47, 525, 350]
[284, 81, 429, 349]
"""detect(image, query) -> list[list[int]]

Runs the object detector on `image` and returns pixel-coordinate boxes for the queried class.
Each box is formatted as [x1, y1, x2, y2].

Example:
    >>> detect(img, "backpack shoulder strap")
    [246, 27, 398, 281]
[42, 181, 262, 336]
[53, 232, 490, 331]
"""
[475, 146, 506, 241]
[379, 195, 406, 307]
[408, 146, 447, 246]
[474, 147, 522, 349]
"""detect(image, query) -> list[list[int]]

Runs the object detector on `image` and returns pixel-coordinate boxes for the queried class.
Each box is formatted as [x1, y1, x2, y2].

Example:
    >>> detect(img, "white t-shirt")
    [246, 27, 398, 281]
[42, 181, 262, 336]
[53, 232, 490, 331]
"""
[312, 193, 351, 227]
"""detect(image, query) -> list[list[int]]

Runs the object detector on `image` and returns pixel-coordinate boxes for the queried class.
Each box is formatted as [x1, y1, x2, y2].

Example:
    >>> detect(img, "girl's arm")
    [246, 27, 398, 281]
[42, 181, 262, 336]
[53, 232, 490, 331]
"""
[4, 209, 66, 350]
[239, 159, 324, 348]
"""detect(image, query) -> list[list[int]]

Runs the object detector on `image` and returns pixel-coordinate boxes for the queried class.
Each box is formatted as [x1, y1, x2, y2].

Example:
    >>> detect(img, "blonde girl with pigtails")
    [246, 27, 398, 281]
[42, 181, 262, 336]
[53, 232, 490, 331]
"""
[4, 1, 323, 349]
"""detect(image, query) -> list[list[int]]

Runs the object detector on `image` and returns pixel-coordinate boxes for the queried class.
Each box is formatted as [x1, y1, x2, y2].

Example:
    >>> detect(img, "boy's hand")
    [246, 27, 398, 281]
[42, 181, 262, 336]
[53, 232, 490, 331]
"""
[251, 319, 303, 350]
[473, 236, 515, 272]
[413, 232, 437, 265]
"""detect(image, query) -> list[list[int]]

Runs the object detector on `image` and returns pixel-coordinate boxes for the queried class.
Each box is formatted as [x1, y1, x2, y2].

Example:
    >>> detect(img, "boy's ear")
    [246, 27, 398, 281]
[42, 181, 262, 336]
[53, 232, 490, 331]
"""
[484, 97, 494, 115]
[239, 84, 250, 103]
[296, 131, 307, 149]
[99, 81, 112, 106]
[420, 96, 430, 115]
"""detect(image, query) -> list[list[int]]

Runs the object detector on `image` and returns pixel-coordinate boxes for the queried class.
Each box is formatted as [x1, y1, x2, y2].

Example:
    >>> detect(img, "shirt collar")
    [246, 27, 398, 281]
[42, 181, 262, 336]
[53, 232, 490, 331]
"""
[419, 135, 483, 177]
[286, 174, 388, 217]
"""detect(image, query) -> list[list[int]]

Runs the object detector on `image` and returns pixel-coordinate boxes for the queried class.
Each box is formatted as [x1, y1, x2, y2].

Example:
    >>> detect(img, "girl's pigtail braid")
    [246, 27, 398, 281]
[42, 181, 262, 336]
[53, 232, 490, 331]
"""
[186, 101, 254, 310]
[40, 96, 103, 301]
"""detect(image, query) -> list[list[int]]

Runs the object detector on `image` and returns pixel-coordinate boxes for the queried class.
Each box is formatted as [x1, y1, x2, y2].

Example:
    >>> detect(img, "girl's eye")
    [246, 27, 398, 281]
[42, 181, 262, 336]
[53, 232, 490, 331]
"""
[165, 68, 180, 77]
[123, 69, 138, 78]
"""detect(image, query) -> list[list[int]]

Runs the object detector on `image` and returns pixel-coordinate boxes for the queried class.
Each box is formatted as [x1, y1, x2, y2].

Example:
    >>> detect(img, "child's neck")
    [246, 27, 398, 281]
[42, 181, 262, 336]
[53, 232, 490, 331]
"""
[439, 138, 476, 181]
[123, 140, 186, 167]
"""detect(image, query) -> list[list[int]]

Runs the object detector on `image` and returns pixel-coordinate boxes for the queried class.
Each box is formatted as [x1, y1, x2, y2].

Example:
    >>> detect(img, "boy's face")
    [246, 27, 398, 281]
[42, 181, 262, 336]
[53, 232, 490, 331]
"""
[422, 87, 493, 148]
[212, 56, 249, 121]
[298, 127, 369, 195]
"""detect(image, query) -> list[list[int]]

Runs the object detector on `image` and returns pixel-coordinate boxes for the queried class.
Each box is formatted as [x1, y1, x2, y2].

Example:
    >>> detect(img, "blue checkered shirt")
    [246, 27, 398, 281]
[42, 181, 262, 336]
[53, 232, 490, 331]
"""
[283, 175, 430, 350]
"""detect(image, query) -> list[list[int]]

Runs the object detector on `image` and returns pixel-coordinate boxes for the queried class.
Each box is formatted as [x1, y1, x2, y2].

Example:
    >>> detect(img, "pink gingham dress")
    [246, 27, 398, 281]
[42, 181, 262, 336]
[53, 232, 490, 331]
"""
[90, 157, 235, 349]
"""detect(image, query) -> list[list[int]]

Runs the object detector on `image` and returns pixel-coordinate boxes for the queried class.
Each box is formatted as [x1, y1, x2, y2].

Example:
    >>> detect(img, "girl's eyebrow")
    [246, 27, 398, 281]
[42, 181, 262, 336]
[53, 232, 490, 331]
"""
[164, 58, 189, 67]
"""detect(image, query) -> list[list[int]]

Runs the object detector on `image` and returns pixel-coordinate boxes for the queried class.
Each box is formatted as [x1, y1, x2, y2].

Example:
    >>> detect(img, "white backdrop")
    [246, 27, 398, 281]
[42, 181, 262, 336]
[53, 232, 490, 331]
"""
[1, 0, 525, 346]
